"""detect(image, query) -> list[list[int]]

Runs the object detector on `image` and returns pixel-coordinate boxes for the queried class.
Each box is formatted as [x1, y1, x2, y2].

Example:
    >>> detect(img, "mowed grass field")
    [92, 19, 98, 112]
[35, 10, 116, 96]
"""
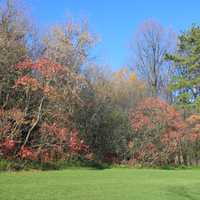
[0, 168, 200, 200]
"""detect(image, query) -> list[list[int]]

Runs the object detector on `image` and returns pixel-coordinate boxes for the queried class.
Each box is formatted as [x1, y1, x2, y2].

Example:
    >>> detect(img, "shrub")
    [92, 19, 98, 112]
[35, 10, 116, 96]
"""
[129, 97, 186, 166]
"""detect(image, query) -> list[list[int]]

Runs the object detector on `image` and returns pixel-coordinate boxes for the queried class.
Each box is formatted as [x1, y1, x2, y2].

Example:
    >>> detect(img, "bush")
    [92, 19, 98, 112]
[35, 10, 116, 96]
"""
[0, 160, 10, 171]
[129, 97, 185, 166]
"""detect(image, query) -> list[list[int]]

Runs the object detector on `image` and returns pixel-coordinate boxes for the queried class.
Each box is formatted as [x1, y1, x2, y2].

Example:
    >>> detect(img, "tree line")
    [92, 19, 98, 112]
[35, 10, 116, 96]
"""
[1, 0, 200, 169]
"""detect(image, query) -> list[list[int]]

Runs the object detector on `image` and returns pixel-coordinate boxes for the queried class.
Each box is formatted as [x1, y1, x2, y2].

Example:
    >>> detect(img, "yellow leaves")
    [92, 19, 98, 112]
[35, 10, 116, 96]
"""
[186, 114, 200, 124]
[112, 67, 145, 93]
[105, 67, 147, 109]
[129, 72, 137, 82]
[43, 84, 65, 102]
[128, 140, 134, 149]
[6, 108, 25, 124]
[137, 82, 146, 91]
[113, 67, 129, 82]
[112, 67, 140, 86]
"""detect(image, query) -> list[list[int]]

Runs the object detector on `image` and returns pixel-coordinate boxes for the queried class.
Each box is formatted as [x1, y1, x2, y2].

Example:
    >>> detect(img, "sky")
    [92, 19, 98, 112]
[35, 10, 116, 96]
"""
[27, 0, 200, 70]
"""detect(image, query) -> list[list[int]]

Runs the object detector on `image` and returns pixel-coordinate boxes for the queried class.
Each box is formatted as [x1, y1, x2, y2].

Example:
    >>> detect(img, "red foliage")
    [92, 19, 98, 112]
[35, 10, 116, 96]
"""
[40, 122, 68, 141]
[146, 143, 156, 151]
[1, 139, 16, 153]
[40, 150, 51, 163]
[16, 58, 33, 70]
[69, 130, 89, 154]
[185, 114, 200, 143]
[15, 58, 64, 100]
[0, 57, 90, 164]
[129, 97, 185, 165]
[0, 123, 11, 135]
[34, 58, 63, 78]
[38, 145, 65, 163]
[16, 58, 64, 79]
[130, 97, 184, 133]
[19, 146, 36, 160]
[15, 75, 40, 90]
[43, 85, 58, 99]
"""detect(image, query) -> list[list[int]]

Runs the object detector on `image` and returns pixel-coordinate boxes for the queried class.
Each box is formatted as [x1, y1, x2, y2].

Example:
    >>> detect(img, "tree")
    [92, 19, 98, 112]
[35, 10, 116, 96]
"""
[43, 18, 96, 73]
[110, 67, 146, 111]
[182, 114, 200, 165]
[131, 20, 176, 99]
[0, 57, 89, 163]
[0, 0, 32, 108]
[166, 25, 200, 114]
[74, 65, 132, 162]
[129, 97, 185, 166]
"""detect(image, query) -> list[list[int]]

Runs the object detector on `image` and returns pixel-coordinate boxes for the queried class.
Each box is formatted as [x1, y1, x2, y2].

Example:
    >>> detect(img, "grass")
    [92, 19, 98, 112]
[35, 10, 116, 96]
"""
[0, 168, 200, 200]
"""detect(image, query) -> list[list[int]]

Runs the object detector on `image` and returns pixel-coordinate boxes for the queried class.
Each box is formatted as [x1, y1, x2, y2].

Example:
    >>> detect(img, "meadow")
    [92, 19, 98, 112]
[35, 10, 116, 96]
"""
[0, 168, 200, 200]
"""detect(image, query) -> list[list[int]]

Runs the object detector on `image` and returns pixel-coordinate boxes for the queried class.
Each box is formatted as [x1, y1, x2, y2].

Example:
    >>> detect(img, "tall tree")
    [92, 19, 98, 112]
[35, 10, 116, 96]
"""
[166, 25, 200, 113]
[0, 0, 31, 107]
[43, 19, 96, 73]
[130, 20, 176, 99]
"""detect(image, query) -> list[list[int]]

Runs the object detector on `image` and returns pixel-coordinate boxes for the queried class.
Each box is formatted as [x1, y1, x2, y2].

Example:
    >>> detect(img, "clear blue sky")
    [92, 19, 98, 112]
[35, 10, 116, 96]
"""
[27, 0, 200, 70]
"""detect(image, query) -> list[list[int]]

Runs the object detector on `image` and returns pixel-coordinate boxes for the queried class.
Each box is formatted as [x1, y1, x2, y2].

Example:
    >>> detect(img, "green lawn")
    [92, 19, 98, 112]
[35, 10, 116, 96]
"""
[0, 168, 200, 200]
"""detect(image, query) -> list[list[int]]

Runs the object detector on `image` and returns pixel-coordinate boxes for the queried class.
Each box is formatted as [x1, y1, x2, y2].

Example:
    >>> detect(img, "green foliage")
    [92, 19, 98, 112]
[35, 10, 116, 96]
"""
[74, 92, 131, 162]
[166, 25, 200, 113]
[0, 160, 10, 171]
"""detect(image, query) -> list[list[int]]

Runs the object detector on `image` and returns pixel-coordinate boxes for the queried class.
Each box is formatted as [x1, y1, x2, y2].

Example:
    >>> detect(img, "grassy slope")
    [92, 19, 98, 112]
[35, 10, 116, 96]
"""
[0, 168, 200, 200]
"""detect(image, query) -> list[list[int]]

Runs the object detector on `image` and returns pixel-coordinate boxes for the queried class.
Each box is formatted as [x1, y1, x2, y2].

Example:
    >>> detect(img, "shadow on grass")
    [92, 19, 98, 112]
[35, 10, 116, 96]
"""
[167, 186, 200, 200]
[0, 158, 112, 172]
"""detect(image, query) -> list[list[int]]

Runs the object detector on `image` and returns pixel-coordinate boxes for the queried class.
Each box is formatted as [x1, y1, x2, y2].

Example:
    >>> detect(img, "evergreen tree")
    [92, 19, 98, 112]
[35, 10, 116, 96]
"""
[166, 25, 200, 113]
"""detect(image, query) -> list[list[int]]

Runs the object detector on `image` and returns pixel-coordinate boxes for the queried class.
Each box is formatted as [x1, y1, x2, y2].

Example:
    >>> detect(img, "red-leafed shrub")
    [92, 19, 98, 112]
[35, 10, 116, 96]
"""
[39, 122, 68, 142]
[69, 130, 89, 154]
[15, 75, 40, 90]
[180, 114, 200, 165]
[185, 115, 200, 143]
[1, 139, 16, 154]
[0, 108, 89, 163]
[19, 146, 36, 160]
[0, 57, 90, 165]
[129, 97, 186, 165]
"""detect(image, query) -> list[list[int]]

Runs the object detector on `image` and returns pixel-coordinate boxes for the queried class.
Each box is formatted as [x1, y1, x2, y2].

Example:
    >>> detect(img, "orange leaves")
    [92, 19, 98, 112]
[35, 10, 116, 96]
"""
[161, 131, 182, 153]
[15, 58, 65, 100]
[0, 107, 25, 138]
[16, 57, 64, 79]
[186, 114, 200, 125]
[130, 97, 183, 134]
[129, 97, 185, 164]
[130, 112, 154, 131]
[185, 114, 200, 143]
[3, 57, 90, 163]
[19, 146, 36, 160]
[34, 58, 63, 79]
[43, 84, 60, 100]
[7, 108, 25, 123]
[39, 150, 52, 163]
[2, 139, 16, 153]
[69, 130, 89, 154]
[129, 97, 200, 165]
[15, 75, 40, 91]
[188, 133, 199, 143]
[40, 122, 68, 141]
[39, 123, 89, 161]
[16, 58, 33, 70]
